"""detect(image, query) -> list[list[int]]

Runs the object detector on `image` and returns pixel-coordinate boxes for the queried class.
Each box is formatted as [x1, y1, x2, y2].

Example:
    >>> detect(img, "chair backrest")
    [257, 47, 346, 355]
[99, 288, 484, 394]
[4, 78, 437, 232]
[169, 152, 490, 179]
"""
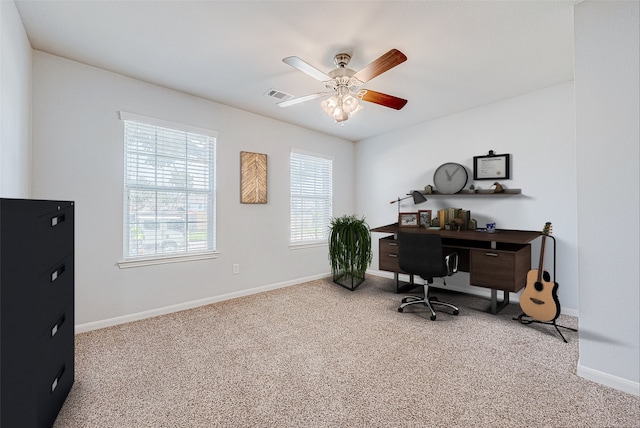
[397, 232, 446, 280]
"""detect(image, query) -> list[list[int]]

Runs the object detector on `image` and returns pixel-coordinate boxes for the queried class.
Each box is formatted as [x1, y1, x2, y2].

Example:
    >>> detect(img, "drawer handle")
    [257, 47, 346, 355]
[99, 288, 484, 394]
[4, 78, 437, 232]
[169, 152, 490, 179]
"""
[51, 313, 66, 338]
[388, 254, 398, 258]
[388, 242, 398, 246]
[51, 364, 65, 393]
[51, 264, 66, 282]
[51, 214, 66, 227]
[485, 252, 499, 257]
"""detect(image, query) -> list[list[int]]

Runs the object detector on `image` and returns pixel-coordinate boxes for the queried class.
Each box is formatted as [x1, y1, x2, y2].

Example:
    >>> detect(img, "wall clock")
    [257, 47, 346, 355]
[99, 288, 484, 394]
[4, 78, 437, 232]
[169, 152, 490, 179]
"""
[433, 162, 468, 194]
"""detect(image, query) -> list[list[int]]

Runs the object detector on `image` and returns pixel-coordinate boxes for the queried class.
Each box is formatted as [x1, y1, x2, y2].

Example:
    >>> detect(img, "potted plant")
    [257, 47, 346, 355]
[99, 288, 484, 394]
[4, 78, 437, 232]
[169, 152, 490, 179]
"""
[328, 215, 372, 290]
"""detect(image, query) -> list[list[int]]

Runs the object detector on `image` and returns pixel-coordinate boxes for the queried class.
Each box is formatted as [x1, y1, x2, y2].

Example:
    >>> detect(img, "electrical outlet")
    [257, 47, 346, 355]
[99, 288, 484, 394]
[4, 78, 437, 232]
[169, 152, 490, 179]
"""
[232, 264, 240, 275]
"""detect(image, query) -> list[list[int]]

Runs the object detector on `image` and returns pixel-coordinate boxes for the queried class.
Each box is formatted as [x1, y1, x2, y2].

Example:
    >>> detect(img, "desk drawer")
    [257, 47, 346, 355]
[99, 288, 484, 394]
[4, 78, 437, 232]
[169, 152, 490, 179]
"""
[378, 236, 408, 273]
[470, 245, 530, 292]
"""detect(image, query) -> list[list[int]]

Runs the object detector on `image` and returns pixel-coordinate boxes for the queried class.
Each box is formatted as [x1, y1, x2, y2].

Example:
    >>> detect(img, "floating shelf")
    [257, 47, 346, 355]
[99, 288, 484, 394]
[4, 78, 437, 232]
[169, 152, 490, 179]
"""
[418, 189, 522, 196]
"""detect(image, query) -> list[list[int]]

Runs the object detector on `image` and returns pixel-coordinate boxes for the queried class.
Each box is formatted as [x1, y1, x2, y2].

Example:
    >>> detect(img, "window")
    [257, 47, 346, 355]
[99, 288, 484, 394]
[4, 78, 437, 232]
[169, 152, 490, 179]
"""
[290, 149, 333, 245]
[120, 112, 216, 263]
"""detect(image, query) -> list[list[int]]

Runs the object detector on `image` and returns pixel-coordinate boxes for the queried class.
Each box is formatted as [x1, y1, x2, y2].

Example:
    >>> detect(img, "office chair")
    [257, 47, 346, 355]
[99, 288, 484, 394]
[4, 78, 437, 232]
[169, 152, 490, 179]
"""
[397, 232, 459, 321]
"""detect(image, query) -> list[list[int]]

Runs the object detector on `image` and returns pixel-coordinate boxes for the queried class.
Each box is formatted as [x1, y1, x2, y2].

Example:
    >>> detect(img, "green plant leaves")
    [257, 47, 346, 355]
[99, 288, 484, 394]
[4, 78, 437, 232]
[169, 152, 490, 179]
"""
[328, 215, 372, 285]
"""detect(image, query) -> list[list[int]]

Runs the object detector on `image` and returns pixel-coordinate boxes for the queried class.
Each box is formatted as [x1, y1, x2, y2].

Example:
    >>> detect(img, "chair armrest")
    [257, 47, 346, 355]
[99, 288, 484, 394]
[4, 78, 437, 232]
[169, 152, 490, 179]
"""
[444, 251, 459, 276]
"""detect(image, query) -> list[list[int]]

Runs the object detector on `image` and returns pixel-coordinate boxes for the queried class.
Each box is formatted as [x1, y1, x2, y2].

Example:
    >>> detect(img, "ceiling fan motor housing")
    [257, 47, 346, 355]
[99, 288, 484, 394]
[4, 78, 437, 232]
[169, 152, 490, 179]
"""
[334, 53, 351, 68]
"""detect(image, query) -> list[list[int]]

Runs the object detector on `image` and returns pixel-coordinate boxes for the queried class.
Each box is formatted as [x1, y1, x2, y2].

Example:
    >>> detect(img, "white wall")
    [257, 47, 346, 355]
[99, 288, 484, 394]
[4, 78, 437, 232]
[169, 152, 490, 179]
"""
[31, 52, 355, 328]
[0, 0, 31, 197]
[356, 82, 579, 313]
[574, 0, 639, 395]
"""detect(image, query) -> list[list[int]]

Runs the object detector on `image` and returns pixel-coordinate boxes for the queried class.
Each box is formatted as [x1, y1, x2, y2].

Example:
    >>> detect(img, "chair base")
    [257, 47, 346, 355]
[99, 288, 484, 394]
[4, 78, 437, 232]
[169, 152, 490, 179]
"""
[397, 283, 459, 321]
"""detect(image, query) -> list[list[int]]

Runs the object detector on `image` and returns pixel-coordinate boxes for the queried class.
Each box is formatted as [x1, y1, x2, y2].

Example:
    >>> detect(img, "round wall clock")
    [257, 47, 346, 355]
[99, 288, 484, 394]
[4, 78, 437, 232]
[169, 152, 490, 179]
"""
[433, 162, 468, 194]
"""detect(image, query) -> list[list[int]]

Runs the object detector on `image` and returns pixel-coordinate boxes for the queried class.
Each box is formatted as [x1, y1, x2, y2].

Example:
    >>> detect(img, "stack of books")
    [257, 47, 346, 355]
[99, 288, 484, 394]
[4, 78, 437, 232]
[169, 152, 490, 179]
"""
[437, 208, 471, 230]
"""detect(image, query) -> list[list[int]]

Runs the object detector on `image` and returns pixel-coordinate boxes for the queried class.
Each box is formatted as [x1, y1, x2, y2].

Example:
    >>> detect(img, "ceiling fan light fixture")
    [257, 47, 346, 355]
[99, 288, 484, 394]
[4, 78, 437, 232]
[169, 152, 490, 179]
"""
[321, 90, 362, 123]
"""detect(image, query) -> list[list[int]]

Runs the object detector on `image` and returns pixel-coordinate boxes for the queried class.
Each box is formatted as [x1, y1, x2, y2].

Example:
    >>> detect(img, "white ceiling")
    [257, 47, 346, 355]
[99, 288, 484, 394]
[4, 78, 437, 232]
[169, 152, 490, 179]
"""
[15, 0, 576, 142]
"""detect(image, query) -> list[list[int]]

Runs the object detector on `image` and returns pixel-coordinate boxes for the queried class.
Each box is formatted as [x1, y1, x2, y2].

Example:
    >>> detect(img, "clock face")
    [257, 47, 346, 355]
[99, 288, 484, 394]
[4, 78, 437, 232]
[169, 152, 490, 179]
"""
[433, 162, 468, 194]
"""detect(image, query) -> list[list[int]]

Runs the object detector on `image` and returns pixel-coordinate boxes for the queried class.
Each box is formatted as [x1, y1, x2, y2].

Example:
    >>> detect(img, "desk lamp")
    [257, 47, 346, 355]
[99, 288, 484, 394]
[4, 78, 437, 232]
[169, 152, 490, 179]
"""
[390, 191, 427, 212]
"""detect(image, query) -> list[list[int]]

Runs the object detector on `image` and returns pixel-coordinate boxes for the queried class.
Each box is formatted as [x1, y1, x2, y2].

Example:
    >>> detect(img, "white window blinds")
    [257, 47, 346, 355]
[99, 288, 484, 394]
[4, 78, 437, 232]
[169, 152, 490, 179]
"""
[290, 150, 333, 244]
[120, 112, 216, 260]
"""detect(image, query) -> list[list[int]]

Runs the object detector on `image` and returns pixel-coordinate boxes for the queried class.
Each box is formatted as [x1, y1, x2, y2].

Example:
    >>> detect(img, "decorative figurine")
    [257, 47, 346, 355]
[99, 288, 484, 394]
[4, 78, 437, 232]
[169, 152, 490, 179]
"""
[423, 184, 433, 194]
[491, 182, 504, 193]
[451, 218, 465, 231]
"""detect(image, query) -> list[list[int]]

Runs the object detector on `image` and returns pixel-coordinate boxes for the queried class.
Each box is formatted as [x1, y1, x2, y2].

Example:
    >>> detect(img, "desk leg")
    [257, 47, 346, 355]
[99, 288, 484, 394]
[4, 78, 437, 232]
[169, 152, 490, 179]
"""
[490, 289, 510, 314]
[395, 272, 419, 293]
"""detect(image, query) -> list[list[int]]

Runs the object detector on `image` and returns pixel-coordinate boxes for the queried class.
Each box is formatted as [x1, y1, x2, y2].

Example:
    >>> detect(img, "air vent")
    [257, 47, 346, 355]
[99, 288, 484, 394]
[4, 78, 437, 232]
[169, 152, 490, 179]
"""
[264, 88, 294, 101]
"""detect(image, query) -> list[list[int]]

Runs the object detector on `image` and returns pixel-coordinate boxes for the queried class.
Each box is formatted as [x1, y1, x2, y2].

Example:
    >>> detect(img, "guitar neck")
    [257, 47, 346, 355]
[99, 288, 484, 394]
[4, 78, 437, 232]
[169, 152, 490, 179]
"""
[537, 235, 547, 282]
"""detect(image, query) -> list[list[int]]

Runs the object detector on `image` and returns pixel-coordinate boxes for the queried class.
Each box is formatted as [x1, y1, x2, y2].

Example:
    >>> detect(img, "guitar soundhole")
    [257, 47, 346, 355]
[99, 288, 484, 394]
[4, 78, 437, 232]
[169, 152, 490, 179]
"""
[534, 281, 544, 292]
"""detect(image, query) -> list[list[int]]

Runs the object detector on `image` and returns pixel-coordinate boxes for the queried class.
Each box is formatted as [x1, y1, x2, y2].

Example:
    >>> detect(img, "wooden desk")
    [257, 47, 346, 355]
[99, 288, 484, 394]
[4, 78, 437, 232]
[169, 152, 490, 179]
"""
[370, 223, 541, 314]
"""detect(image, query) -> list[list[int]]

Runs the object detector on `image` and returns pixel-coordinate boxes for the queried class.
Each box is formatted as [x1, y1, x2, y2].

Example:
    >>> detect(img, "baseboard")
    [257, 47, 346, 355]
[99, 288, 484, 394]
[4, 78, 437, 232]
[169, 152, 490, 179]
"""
[75, 272, 331, 334]
[577, 361, 640, 396]
[365, 269, 579, 317]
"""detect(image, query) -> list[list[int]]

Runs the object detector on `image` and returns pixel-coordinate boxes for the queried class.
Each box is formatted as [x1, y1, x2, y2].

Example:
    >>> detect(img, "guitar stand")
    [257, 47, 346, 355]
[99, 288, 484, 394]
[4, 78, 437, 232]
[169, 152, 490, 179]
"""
[514, 313, 578, 343]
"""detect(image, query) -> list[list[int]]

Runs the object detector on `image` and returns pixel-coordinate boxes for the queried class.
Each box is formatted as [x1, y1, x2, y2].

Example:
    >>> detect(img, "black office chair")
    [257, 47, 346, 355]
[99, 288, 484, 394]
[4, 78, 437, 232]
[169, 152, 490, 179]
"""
[397, 232, 459, 321]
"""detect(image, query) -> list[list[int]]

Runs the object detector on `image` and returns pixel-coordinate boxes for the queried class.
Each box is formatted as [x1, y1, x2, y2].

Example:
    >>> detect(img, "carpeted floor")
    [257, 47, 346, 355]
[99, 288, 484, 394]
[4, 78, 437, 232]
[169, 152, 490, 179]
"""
[54, 276, 639, 427]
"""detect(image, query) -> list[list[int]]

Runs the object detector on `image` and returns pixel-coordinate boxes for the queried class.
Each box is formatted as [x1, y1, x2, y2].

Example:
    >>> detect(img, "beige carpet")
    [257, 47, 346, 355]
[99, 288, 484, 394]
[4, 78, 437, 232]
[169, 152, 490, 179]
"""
[55, 276, 639, 427]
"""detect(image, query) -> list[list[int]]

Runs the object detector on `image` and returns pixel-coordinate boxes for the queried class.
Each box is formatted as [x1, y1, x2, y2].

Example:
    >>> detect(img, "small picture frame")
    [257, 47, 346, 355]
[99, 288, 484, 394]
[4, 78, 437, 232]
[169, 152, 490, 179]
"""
[418, 210, 432, 228]
[398, 212, 419, 228]
[473, 152, 511, 180]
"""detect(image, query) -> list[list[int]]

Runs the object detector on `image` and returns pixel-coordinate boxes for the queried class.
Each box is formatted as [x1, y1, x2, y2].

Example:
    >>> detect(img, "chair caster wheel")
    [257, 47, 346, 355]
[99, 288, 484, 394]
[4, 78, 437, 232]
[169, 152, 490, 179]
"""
[430, 315, 437, 321]
[453, 310, 459, 316]
[398, 307, 404, 313]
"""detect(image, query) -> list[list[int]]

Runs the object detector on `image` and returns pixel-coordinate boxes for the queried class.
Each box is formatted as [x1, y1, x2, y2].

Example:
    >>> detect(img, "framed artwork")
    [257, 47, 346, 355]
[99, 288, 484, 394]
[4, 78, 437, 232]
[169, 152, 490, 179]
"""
[398, 212, 419, 228]
[240, 151, 267, 204]
[473, 152, 511, 180]
[418, 210, 432, 228]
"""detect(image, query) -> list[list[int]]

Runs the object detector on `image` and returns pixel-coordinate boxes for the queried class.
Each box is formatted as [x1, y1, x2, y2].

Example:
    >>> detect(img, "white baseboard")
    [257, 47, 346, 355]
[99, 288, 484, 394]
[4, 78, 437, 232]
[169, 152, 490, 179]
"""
[75, 272, 331, 334]
[577, 360, 640, 396]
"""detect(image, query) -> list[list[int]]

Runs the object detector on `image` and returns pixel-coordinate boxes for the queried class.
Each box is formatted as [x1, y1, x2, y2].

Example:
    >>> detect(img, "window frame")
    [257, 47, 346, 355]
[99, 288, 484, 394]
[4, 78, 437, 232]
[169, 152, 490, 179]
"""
[289, 148, 334, 248]
[117, 111, 218, 268]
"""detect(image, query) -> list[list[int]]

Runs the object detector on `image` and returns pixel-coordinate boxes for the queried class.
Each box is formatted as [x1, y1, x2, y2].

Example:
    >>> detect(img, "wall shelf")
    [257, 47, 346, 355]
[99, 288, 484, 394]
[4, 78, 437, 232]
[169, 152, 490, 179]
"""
[419, 189, 521, 196]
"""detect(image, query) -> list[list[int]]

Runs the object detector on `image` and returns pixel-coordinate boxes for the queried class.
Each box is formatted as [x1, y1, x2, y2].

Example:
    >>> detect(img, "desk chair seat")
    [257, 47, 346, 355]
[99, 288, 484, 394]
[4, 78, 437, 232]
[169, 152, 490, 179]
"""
[397, 232, 459, 321]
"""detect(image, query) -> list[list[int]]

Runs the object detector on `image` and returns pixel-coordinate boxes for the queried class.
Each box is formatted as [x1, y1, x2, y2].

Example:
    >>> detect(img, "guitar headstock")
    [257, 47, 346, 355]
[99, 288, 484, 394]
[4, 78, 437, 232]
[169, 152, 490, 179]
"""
[542, 222, 553, 236]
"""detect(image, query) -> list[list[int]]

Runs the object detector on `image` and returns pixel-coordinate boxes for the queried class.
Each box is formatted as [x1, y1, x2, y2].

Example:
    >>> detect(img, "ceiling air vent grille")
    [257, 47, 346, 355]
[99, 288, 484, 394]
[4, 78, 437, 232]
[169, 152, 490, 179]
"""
[264, 88, 294, 101]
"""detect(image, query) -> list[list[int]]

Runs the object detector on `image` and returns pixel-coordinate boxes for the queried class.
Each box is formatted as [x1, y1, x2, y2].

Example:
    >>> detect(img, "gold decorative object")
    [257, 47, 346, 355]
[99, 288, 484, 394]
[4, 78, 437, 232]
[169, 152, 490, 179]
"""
[240, 151, 267, 204]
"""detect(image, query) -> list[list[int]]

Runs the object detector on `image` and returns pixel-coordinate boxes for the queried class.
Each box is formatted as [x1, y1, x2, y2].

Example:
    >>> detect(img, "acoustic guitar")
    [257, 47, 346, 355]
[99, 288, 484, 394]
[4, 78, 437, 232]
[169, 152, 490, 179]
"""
[520, 222, 560, 322]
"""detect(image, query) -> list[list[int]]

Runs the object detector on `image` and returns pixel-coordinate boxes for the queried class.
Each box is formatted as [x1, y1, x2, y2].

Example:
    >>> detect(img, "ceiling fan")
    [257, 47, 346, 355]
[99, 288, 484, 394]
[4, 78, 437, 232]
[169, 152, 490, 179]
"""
[278, 49, 408, 123]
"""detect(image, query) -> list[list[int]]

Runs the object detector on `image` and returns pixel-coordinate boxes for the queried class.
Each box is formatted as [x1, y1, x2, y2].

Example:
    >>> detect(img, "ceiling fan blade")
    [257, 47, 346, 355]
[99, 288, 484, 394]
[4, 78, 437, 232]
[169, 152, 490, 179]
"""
[353, 49, 407, 83]
[358, 90, 408, 110]
[277, 93, 327, 108]
[283, 56, 331, 81]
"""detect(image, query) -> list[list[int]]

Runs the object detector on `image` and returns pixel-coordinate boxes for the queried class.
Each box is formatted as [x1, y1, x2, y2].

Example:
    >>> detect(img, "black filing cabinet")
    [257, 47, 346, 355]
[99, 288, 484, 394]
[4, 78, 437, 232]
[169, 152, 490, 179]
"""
[1, 198, 74, 427]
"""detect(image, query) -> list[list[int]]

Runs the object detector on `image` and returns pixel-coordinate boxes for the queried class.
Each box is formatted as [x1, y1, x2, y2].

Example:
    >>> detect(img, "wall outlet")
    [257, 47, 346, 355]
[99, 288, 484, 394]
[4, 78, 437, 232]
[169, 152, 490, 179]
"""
[232, 264, 240, 275]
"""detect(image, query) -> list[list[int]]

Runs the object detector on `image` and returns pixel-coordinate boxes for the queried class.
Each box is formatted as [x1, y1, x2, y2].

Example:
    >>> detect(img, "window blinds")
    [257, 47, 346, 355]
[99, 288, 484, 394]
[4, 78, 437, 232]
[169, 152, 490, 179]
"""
[290, 150, 333, 244]
[121, 113, 216, 259]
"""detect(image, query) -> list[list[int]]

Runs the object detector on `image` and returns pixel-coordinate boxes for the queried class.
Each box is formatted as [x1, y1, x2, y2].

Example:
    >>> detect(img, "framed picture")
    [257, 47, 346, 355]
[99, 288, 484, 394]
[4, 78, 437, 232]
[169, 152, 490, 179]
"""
[240, 151, 268, 203]
[418, 210, 432, 228]
[398, 212, 419, 228]
[473, 153, 511, 180]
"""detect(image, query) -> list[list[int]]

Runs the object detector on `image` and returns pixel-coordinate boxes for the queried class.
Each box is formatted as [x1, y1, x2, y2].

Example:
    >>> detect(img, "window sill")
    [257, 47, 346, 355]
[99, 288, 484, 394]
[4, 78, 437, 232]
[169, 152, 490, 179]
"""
[118, 251, 219, 269]
[289, 241, 328, 250]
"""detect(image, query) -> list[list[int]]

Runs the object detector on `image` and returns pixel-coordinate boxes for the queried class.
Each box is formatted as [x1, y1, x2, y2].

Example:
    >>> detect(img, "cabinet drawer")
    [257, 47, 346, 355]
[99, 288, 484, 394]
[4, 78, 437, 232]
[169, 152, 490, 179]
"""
[33, 204, 74, 271]
[0, 200, 74, 275]
[470, 245, 531, 292]
[35, 255, 74, 326]
[378, 236, 406, 273]
[37, 358, 74, 428]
